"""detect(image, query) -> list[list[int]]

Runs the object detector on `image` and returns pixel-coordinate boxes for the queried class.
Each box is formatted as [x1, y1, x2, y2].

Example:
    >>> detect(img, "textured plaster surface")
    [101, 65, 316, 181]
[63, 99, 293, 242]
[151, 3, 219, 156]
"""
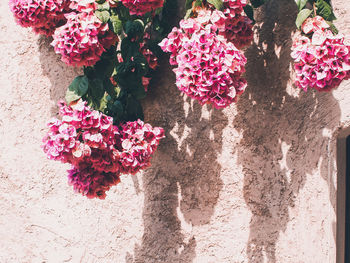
[0, 0, 349, 262]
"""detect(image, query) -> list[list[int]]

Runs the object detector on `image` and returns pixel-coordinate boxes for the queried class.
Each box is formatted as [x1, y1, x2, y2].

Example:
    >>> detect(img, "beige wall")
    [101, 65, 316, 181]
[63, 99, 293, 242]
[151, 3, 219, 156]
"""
[1, 0, 350, 262]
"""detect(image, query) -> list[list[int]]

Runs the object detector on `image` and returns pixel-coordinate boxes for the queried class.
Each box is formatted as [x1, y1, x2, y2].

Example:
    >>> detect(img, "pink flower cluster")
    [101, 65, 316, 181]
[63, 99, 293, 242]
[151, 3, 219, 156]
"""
[10, 0, 118, 67]
[52, 12, 117, 67]
[121, 0, 164, 16]
[223, 0, 247, 10]
[222, 10, 254, 49]
[67, 166, 120, 199]
[220, 0, 253, 49]
[116, 120, 165, 174]
[42, 100, 164, 199]
[291, 16, 350, 91]
[160, 11, 247, 108]
[9, 0, 68, 36]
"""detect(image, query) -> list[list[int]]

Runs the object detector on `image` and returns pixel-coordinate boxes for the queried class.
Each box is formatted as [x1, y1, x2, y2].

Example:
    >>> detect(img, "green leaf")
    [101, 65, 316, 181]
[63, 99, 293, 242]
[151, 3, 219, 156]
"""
[65, 76, 89, 103]
[316, 0, 336, 21]
[124, 20, 144, 38]
[120, 38, 140, 61]
[110, 15, 123, 35]
[113, 100, 124, 115]
[193, 0, 202, 7]
[134, 86, 146, 100]
[104, 78, 117, 98]
[118, 5, 131, 21]
[155, 6, 163, 15]
[125, 96, 144, 121]
[295, 9, 312, 28]
[185, 0, 194, 10]
[243, 5, 255, 23]
[96, 0, 105, 4]
[98, 93, 108, 112]
[95, 10, 110, 24]
[97, 1, 110, 11]
[295, 0, 308, 11]
[65, 90, 82, 104]
[326, 21, 339, 34]
[89, 78, 105, 103]
[94, 60, 114, 79]
[129, 81, 146, 100]
[184, 8, 192, 19]
[207, 0, 223, 10]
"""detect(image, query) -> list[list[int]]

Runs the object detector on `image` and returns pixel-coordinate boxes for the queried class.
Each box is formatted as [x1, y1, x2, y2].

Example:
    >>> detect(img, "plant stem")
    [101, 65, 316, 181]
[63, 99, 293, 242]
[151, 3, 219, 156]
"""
[313, 2, 317, 16]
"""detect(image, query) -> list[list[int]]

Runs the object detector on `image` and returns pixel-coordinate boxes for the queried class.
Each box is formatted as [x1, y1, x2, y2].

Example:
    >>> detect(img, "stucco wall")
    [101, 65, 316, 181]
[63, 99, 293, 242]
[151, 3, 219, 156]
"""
[1, 0, 350, 262]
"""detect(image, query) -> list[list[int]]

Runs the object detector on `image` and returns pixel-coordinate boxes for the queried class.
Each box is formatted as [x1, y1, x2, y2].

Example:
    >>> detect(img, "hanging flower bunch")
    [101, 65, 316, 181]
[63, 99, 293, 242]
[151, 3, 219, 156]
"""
[9, 0, 69, 36]
[9, 0, 177, 198]
[292, 0, 350, 91]
[42, 100, 164, 199]
[159, 0, 259, 109]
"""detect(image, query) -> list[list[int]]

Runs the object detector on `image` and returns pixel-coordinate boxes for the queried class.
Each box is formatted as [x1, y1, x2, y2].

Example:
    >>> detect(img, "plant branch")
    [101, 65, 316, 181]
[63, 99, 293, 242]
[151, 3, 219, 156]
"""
[313, 2, 317, 16]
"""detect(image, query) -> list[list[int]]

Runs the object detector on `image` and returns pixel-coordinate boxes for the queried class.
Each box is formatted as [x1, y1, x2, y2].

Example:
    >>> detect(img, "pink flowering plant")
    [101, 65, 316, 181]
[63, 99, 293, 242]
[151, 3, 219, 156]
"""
[159, 0, 260, 109]
[292, 0, 350, 91]
[43, 100, 164, 199]
[9, 0, 174, 198]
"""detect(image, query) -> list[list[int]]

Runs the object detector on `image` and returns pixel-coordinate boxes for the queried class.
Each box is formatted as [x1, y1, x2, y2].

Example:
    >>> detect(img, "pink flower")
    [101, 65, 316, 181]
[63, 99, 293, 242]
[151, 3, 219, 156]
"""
[69, 0, 96, 13]
[291, 31, 350, 91]
[115, 120, 165, 175]
[302, 16, 329, 35]
[222, 0, 247, 11]
[121, 0, 164, 16]
[160, 14, 247, 108]
[140, 37, 158, 70]
[223, 13, 254, 49]
[67, 166, 120, 199]
[9, 0, 69, 36]
[51, 12, 118, 67]
[43, 101, 165, 198]
[192, 7, 254, 49]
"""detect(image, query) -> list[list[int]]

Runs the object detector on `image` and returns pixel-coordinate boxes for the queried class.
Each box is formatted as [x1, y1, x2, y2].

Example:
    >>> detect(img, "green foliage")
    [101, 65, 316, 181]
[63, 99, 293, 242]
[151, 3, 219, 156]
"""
[124, 20, 144, 39]
[97, 1, 110, 11]
[109, 100, 124, 122]
[125, 96, 144, 121]
[316, 0, 336, 21]
[110, 15, 123, 35]
[185, 0, 194, 10]
[88, 78, 105, 107]
[95, 3, 111, 24]
[184, 9, 193, 19]
[326, 21, 339, 34]
[295, 0, 308, 11]
[66, 76, 89, 103]
[295, 8, 313, 28]
[95, 10, 110, 23]
[158, 0, 178, 35]
[64, 0, 176, 124]
[243, 5, 255, 24]
[207, 0, 224, 10]
[121, 39, 140, 61]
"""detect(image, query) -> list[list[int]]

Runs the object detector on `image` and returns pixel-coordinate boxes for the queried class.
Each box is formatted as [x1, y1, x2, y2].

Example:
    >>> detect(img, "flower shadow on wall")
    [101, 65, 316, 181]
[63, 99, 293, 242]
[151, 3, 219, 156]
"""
[125, 47, 227, 263]
[124, 2, 227, 262]
[37, 0, 225, 261]
[235, 0, 340, 262]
